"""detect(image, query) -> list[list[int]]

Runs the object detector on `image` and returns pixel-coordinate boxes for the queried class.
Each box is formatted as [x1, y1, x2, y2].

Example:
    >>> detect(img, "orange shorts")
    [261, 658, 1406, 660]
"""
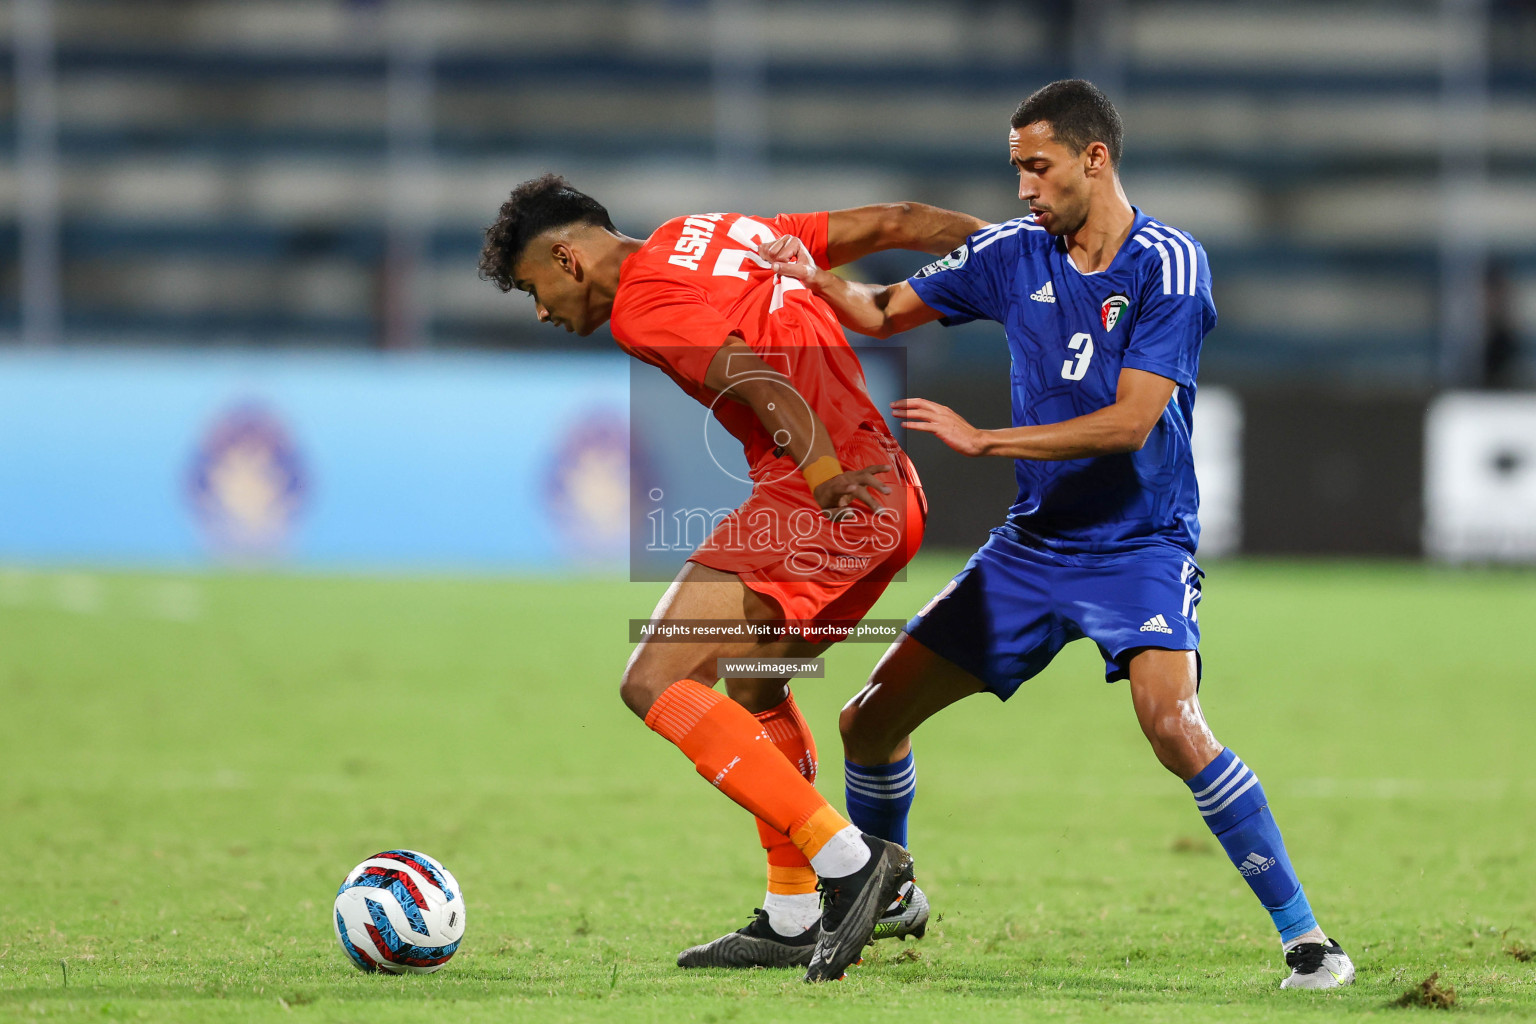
[689, 427, 927, 638]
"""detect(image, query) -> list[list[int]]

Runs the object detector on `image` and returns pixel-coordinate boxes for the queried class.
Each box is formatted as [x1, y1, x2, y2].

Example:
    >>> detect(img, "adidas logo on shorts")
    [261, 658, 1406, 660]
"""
[1139, 614, 1174, 634]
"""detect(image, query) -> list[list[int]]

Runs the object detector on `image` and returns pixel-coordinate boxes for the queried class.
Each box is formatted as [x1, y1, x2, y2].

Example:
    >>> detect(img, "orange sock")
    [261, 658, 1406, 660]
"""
[646, 679, 850, 859]
[755, 691, 818, 781]
[754, 694, 819, 895]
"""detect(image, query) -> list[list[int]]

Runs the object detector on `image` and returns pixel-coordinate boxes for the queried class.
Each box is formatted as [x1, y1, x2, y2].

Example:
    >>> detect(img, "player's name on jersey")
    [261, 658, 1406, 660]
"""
[628, 618, 907, 643]
[667, 213, 726, 271]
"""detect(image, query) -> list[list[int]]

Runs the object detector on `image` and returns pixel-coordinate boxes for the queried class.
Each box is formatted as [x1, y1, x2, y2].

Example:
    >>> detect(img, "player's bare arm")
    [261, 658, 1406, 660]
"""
[822, 203, 986, 266]
[757, 235, 942, 340]
[703, 337, 892, 515]
[892, 367, 1177, 459]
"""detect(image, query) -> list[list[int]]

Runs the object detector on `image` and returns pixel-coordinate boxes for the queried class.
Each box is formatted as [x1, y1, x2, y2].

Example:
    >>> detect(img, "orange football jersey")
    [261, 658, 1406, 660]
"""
[610, 209, 891, 477]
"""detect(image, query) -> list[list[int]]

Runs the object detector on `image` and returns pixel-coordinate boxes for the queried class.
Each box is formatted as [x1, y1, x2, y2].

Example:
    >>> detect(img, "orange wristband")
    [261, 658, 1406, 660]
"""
[802, 455, 844, 493]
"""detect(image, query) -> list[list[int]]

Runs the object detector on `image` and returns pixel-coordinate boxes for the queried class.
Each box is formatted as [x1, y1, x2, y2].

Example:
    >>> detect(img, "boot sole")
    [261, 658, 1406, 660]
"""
[678, 932, 815, 969]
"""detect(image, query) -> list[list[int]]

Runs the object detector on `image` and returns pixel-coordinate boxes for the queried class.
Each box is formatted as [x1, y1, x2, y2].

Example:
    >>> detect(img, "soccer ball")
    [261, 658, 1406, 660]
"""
[333, 850, 466, 973]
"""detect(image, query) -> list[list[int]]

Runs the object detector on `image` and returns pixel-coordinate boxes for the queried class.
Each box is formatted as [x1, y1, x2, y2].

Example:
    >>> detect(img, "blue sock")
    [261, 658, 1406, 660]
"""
[1186, 748, 1319, 943]
[844, 752, 916, 848]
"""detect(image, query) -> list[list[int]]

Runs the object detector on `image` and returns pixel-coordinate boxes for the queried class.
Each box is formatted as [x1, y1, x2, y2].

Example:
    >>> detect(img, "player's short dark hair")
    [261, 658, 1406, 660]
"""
[1011, 79, 1123, 167]
[479, 173, 616, 292]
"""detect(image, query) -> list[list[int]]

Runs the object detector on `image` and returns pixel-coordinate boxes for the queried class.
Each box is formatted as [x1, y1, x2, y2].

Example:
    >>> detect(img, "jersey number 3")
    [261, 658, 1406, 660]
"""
[1061, 331, 1095, 381]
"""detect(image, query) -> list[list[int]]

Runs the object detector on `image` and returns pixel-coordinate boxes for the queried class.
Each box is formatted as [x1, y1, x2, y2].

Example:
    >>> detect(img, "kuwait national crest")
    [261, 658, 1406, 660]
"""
[1101, 294, 1129, 331]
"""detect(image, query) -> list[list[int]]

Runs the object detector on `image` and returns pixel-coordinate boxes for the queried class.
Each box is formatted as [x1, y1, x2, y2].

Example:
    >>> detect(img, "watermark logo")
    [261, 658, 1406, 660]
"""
[718, 657, 826, 678]
[629, 345, 910, 584]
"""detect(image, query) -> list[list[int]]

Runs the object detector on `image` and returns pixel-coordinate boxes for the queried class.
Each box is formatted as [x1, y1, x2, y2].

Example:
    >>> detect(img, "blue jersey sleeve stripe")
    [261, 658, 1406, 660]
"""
[1133, 233, 1174, 295]
[972, 219, 1044, 253]
[969, 218, 1019, 243]
[1184, 231, 1202, 296]
[970, 227, 1018, 252]
[972, 216, 1036, 240]
[1144, 222, 1201, 296]
[1170, 226, 1201, 297]
[1140, 226, 1188, 296]
[967, 219, 1017, 248]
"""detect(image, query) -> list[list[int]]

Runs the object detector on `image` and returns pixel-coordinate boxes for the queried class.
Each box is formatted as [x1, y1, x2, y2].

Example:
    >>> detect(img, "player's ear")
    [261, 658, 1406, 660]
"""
[1083, 140, 1112, 177]
[550, 241, 579, 279]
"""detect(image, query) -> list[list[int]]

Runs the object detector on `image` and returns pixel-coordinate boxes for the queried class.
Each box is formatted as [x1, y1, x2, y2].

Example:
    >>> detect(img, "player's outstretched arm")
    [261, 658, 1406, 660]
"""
[704, 337, 893, 516]
[823, 203, 987, 266]
[894, 368, 1178, 460]
[758, 236, 941, 340]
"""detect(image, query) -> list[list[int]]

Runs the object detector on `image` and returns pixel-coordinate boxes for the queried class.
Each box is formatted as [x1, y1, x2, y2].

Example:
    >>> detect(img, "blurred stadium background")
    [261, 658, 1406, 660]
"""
[3, 7, 1535, 1017]
[0, 0, 1533, 570]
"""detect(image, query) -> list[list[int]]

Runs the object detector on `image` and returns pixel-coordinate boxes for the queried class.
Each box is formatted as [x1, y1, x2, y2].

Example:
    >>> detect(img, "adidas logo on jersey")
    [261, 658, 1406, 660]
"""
[1140, 614, 1174, 634]
[1240, 852, 1277, 877]
[1029, 281, 1056, 303]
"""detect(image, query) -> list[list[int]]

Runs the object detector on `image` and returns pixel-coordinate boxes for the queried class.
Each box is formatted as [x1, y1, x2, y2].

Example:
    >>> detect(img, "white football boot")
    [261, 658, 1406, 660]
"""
[1279, 938, 1356, 989]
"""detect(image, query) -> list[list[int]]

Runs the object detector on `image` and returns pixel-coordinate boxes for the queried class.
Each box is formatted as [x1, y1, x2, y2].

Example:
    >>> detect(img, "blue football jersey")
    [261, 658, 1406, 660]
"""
[908, 209, 1216, 556]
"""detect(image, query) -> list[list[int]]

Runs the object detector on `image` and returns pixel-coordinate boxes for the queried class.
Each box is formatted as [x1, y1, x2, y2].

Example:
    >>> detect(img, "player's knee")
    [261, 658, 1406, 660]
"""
[1144, 709, 1204, 776]
[838, 702, 876, 758]
[1145, 710, 1184, 749]
[837, 701, 861, 744]
[838, 699, 893, 763]
[618, 663, 667, 720]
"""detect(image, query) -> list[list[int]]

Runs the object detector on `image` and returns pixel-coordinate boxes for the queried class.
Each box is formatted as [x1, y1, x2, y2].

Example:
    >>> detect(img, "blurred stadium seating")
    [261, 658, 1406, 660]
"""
[1, 1, 1534, 568]
[0, 0, 1532, 385]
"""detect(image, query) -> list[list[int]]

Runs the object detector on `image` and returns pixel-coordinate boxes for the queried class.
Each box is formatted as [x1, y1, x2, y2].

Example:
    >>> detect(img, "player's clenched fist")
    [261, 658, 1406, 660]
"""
[891, 398, 986, 457]
[758, 235, 822, 283]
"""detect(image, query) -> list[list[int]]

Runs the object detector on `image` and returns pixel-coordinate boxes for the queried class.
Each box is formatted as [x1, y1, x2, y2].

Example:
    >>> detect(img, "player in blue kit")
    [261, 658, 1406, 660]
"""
[760, 79, 1354, 990]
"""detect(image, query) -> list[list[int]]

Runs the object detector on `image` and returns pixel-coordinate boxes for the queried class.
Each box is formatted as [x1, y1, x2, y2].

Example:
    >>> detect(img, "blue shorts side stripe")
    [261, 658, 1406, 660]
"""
[906, 528, 1201, 700]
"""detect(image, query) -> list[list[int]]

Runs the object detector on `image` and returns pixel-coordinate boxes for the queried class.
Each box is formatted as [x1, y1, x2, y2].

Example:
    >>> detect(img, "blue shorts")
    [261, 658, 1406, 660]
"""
[906, 526, 1203, 700]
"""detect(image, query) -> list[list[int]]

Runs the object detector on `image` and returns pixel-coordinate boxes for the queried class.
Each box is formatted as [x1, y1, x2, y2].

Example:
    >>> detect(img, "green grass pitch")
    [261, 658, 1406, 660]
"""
[1, 556, 1533, 1022]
